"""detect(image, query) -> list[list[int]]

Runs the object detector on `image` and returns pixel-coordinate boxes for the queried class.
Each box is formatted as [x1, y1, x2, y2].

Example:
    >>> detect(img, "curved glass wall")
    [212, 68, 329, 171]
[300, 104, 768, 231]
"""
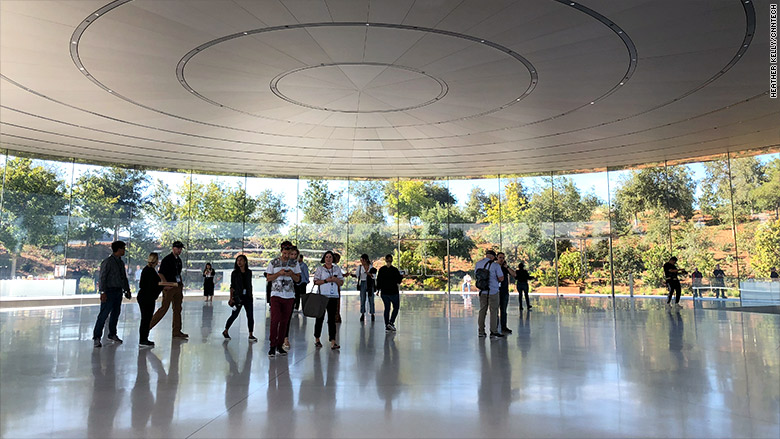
[1, 147, 778, 299]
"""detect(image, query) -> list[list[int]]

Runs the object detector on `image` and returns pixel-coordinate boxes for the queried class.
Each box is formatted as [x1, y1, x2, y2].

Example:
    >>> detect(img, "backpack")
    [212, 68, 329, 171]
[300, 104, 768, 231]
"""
[475, 261, 493, 291]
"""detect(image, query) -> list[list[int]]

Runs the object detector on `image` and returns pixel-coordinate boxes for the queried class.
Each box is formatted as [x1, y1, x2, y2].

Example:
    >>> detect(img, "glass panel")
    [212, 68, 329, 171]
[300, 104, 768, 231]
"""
[448, 177, 499, 293]
[244, 176, 297, 296]
[731, 151, 780, 298]
[608, 163, 671, 296]
[0, 154, 71, 297]
[298, 178, 349, 287]
[347, 179, 397, 288]
[67, 162, 148, 295]
[552, 169, 610, 295]
[499, 174, 555, 297]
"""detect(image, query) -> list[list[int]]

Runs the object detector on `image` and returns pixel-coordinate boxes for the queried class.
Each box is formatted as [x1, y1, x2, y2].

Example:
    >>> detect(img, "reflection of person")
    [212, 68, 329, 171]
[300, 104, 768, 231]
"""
[131, 348, 164, 431]
[313, 250, 344, 350]
[663, 256, 684, 307]
[151, 339, 185, 434]
[266, 244, 300, 356]
[475, 249, 505, 339]
[496, 252, 516, 335]
[88, 348, 121, 438]
[691, 267, 703, 298]
[92, 240, 131, 348]
[712, 264, 726, 298]
[377, 333, 401, 412]
[376, 254, 403, 332]
[515, 262, 535, 310]
[462, 274, 472, 292]
[150, 241, 188, 338]
[223, 255, 257, 342]
[137, 252, 163, 347]
[202, 263, 215, 302]
[224, 342, 252, 438]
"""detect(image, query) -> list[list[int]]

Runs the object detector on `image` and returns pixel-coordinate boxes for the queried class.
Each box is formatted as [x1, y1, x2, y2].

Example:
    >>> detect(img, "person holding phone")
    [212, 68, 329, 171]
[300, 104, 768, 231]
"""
[265, 244, 301, 357]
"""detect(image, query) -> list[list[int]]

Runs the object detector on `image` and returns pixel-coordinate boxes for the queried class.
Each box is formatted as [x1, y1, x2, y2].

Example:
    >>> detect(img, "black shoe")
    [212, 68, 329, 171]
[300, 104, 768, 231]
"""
[248, 335, 258, 342]
[490, 332, 505, 339]
[268, 347, 276, 357]
[222, 329, 230, 339]
[139, 340, 155, 348]
[478, 333, 487, 338]
[360, 314, 365, 322]
[527, 305, 532, 310]
[502, 327, 513, 334]
[93, 339, 102, 348]
[108, 335, 123, 344]
[519, 307, 524, 311]
[371, 314, 375, 322]
[386, 324, 393, 332]
[276, 347, 287, 356]
[390, 323, 396, 332]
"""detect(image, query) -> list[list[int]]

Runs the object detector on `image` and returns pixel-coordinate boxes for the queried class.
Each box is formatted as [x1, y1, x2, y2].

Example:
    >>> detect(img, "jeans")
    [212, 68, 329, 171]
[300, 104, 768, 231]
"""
[93, 288, 123, 340]
[359, 280, 375, 314]
[137, 297, 156, 342]
[381, 294, 400, 325]
[225, 294, 254, 332]
[314, 297, 340, 341]
[269, 296, 293, 348]
[497, 290, 509, 332]
[150, 286, 183, 334]
[478, 293, 499, 335]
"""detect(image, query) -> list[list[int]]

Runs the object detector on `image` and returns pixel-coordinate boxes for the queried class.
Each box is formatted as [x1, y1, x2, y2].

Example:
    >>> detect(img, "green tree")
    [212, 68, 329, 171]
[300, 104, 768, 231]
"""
[753, 158, 780, 219]
[0, 158, 68, 278]
[614, 167, 695, 226]
[750, 219, 780, 276]
[300, 180, 341, 224]
[385, 180, 454, 222]
[349, 181, 385, 225]
[464, 187, 491, 223]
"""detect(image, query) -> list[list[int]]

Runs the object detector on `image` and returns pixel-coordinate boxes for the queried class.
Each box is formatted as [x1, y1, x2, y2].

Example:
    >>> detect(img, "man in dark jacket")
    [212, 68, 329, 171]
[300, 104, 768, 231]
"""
[376, 254, 403, 332]
[150, 241, 188, 338]
[92, 241, 131, 347]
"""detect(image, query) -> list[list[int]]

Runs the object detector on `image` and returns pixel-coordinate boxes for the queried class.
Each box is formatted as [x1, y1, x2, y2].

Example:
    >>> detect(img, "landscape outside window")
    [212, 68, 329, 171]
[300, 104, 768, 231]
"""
[0, 148, 778, 298]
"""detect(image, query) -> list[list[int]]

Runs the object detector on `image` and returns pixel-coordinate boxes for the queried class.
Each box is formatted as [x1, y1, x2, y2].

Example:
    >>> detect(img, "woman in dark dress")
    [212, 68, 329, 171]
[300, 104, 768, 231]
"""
[222, 255, 257, 342]
[203, 263, 215, 302]
[137, 252, 163, 347]
[516, 262, 535, 310]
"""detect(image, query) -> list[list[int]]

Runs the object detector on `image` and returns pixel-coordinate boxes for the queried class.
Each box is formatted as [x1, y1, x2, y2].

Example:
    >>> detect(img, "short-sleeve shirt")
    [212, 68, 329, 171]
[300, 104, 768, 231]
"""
[266, 258, 301, 299]
[314, 265, 344, 298]
[159, 253, 183, 284]
[475, 257, 504, 295]
[663, 262, 678, 281]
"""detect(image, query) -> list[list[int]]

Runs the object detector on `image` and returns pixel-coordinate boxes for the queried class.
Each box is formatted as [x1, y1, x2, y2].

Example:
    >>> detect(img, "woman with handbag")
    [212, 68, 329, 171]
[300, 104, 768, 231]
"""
[350, 254, 377, 323]
[222, 255, 257, 342]
[313, 250, 344, 350]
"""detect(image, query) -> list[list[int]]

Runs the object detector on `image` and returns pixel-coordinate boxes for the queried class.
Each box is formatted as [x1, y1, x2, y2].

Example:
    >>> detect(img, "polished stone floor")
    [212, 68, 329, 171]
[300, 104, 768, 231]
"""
[1, 295, 778, 438]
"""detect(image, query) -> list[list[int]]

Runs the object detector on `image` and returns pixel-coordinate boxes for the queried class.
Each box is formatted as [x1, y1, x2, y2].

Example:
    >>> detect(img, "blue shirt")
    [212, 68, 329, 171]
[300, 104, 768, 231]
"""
[298, 261, 310, 285]
[475, 257, 503, 295]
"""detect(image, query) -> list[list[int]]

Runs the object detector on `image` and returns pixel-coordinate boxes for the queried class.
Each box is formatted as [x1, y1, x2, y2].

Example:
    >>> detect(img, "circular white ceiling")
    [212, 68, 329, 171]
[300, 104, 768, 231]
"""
[0, 0, 777, 177]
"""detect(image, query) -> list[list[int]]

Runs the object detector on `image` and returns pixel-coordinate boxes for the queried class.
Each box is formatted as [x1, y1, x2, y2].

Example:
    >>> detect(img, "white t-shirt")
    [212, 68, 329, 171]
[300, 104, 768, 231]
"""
[314, 265, 344, 298]
[266, 258, 301, 299]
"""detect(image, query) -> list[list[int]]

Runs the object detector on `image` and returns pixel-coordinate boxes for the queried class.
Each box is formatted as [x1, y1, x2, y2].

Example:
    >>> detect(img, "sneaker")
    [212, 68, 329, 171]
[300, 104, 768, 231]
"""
[268, 347, 276, 357]
[173, 332, 189, 338]
[371, 314, 375, 322]
[248, 335, 258, 342]
[386, 324, 393, 332]
[93, 339, 102, 348]
[139, 340, 155, 348]
[276, 347, 288, 356]
[478, 333, 487, 338]
[108, 335, 123, 344]
[502, 327, 513, 334]
[390, 323, 396, 332]
[359, 313, 365, 322]
[490, 332, 505, 339]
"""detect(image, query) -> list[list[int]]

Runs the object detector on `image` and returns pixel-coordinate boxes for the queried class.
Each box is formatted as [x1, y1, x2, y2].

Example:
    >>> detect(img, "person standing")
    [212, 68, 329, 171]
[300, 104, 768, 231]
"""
[663, 256, 684, 307]
[712, 264, 726, 298]
[691, 267, 703, 298]
[92, 241, 131, 348]
[462, 274, 472, 292]
[266, 244, 300, 357]
[294, 250, 310, 311]
[475, 249, 505, 339]
[376, 254, 403, 332]
[515, 262, 535, 310]
[150, 241, 188, 338]
[313, 251, 344, 350]
[203, 263, 215, 302]
[496, 253, 516, 335]
[771, 267, 779, 280]
[222, 255, 257, 342]
[353, 254, 377, 323]
[137, 252, 163, 347]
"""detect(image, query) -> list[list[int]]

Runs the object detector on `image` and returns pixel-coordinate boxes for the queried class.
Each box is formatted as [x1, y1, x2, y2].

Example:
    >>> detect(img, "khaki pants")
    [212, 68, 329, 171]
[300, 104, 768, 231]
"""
[149, 286, 183, 334]
[478, 293, 499, 336]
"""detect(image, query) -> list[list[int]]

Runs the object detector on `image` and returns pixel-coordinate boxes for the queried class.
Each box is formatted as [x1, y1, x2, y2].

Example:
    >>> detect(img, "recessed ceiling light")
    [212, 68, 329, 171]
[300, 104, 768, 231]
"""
[108, 90, 113, 93]
[94, 13, 99, 16]
[619, 82, 624, 85]
[243, 32, 248, 35]
[71, 41, 77, 44]
[365, 23, 370, 26]
[590, 101, 595, 104]
[480, 40, 485, 43]
[79, 67, 84, 70]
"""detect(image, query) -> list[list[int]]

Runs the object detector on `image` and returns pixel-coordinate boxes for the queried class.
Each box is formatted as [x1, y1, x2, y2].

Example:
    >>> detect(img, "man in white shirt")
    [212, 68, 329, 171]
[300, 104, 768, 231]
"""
[266, 244, 301, 356]
[475, 249, 505, 339]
